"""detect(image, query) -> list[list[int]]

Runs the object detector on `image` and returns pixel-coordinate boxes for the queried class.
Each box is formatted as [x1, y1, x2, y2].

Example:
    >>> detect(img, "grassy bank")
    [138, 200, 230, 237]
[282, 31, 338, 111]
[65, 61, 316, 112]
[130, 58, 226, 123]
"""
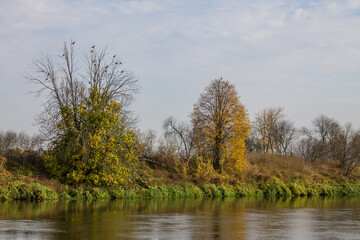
[1, 178, 360, 202]
[1, 153, 360, 202]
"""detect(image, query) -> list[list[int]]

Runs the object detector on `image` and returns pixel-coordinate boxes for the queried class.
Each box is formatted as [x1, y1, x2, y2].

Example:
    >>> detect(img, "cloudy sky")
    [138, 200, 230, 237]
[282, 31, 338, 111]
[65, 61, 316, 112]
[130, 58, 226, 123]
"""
[0, 0, 360, 135]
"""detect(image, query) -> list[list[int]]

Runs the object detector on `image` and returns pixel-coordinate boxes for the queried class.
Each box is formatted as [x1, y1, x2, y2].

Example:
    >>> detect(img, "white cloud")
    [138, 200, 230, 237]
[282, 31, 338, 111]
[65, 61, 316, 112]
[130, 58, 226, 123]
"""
[0, 0, 360, 134]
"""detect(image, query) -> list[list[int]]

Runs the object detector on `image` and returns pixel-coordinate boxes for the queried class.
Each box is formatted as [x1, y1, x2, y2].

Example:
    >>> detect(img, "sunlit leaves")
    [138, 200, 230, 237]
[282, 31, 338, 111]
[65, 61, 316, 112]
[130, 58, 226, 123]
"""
[192, 79, 250, 173]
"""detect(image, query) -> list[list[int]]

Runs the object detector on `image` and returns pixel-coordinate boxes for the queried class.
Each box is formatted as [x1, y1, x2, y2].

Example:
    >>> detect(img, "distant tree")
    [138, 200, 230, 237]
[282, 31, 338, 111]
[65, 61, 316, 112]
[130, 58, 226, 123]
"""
[250, 107, 297, 155]
[163, 117, 196, 163]
[191, 79, 250, 172]
[333, 123, 360, 176]
[138, 130, 158, 161]
[28, 41, 139, 185]
[300, 115, 340, 162]
[1, 130, 17, 152]
[297, 116, 360, 175]
[0, 130, 44, 154]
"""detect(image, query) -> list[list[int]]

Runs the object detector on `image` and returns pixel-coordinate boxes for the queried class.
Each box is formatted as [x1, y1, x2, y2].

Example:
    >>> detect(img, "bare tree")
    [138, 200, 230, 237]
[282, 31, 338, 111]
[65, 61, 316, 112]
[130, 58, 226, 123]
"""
[1, 130, 17, 152]
[0, 130, 44, 153]
[163, 117, 196, 162]
[17, 132, 44, 152]
[0, 131, 4, 154]
[301, 115, 340, 162]
[296, 137, 315, 160]
[332, 123, 360, 175]
[27, 41, 138, 139]
[138, 130, 157, 160]
[250, 107, 297, 155]
[274, 119, 297, 154]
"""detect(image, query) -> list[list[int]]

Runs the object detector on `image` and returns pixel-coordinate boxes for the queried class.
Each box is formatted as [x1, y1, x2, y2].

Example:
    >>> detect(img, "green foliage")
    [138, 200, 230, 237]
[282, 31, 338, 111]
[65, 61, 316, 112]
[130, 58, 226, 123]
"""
[0, 181, 58, 201]
[89, 188, 109, 200]
[31, 182, 58, 200]
[83, 190, 93, 201]
[183, 184, 204, 199]
[109, 187, 137, 199]
[217, 185, 235, 198]
[8, 181, 32, 200]
[58, 192, 71, 201]
[260, 177, 292, 197]
[200, 184, 222, 198]
[340, 184, 360, 196]
[44, 87, 139, 186]
[141, 184, 204, 199]
[233, 183, 263, 197]
[166, 185, 187, 199]
[67, 187, 86, 201]
[289, 181, 307, 196]
[318, 183, 342, 196]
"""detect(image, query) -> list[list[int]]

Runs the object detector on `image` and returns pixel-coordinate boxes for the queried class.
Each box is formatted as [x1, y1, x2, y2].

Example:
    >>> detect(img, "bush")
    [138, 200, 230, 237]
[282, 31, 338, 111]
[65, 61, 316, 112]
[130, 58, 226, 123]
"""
[89, 188, 109, 200]
[109, 187, 137, 200]
[8, 181, 33, 200]
[67, 187, 86, 200]
[289, 181, 307, 196]
[183, 184, 204, 199]
[200, 184, 222, 198]
[31, 182, 58, 200]
[58, 192, 71, 201]
[233, 183, 263, 197]
[260, 177, 292, 197]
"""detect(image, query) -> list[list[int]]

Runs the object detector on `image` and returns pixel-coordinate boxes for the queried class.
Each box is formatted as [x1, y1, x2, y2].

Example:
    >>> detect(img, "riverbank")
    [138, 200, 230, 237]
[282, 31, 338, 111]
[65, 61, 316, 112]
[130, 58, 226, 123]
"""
[1, 176, 360, 202]
[1, 153, 359, 201]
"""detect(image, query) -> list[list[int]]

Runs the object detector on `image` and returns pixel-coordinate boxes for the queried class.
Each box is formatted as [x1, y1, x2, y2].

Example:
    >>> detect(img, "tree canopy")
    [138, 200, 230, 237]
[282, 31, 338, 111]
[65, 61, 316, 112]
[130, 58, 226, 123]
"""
[191, 79, 250, 173]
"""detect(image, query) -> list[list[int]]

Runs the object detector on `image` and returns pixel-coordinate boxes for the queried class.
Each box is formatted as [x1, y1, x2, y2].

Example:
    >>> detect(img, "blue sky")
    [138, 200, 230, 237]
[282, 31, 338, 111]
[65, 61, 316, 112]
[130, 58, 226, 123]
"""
[0, 0, 360, 135]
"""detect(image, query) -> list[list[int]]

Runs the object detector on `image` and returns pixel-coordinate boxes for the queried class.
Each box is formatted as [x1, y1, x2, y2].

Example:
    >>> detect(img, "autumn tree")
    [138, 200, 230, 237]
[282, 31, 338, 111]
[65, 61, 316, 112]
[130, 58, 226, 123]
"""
[191, 79, 250, 173]
[28, 41, 138, 185]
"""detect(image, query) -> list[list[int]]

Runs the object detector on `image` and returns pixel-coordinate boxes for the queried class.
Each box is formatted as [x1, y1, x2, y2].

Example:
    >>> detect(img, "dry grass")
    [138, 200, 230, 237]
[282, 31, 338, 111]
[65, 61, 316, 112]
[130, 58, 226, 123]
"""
[243, 153, 349, 182]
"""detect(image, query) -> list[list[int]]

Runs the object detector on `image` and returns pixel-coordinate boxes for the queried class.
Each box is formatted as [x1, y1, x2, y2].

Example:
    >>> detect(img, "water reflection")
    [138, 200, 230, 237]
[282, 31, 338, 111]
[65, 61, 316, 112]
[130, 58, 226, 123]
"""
[0, 197, 359, 239]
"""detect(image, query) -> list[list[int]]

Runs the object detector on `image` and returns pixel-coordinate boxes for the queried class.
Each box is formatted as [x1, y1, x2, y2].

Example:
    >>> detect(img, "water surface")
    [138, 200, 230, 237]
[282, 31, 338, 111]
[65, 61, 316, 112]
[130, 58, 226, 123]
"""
[0, 197, 359, 239]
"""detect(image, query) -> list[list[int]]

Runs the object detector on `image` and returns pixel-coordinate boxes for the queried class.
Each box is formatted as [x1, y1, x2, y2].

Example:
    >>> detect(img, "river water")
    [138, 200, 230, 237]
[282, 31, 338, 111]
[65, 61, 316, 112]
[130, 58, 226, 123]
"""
[0, 197, 359, 239]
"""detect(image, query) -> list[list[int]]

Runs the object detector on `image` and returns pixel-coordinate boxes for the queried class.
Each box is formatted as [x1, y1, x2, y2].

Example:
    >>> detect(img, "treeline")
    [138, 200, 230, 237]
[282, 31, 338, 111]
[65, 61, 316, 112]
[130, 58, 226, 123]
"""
[138, 109, 360, 178]
[21, 39, 252, 187]
[0, 130, 44, 172]
[1, 41, 359, 187]
[0, 130, 43, 153]
[246, 108, 360, 176]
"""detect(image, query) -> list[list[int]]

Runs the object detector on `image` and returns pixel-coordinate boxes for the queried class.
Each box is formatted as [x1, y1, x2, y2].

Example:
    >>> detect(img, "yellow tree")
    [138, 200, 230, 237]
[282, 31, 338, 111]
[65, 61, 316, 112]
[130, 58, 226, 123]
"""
[192, 78, 250, 173]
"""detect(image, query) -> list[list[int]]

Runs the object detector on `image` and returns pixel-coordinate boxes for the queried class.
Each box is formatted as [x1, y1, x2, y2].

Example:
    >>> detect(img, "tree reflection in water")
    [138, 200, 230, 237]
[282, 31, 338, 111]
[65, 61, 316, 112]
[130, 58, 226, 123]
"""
[0, 197, 359, 239]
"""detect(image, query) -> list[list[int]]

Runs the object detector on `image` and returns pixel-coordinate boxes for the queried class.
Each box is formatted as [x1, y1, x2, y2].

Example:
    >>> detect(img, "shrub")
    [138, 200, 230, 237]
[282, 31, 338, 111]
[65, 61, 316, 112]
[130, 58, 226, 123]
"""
[31, 182, 58, 200]
[200, 184, 222, 198]
[109, 187, 137, 199]
[90, 188, 109, 200]
[260, 177, 292, 197]
[289, 182, 307, 196]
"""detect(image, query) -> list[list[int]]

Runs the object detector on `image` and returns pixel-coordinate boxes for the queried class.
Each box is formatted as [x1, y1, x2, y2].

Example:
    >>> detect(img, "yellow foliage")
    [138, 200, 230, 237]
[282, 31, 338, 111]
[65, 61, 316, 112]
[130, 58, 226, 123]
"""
[192, 79, 250, 174]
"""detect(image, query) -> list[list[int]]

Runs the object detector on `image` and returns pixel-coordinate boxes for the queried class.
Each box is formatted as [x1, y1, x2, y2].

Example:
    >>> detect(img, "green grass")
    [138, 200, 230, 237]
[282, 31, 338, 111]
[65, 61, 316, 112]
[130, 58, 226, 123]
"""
[1, 179, 360, 202]
[0, 181, 58, 201]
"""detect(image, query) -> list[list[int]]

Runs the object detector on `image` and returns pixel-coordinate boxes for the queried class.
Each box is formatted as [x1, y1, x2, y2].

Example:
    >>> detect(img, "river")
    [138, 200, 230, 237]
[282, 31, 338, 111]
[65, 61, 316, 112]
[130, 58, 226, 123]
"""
[0, 197, 359, 239]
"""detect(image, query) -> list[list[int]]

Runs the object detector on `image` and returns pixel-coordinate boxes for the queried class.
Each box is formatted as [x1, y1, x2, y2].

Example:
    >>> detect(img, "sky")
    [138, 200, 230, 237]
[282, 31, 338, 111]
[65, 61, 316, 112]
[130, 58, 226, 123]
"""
[0, 0, 360, 135]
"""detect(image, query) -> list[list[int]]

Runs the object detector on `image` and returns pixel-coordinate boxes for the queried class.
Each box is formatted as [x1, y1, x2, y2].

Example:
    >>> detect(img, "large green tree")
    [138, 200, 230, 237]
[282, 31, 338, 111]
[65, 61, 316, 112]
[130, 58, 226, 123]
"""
[28, 41, 138, 185]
